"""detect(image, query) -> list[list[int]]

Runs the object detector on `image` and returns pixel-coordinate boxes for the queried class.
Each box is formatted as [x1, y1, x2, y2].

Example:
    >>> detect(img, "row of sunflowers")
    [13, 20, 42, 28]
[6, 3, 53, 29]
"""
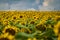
[0, 11, 60, 40]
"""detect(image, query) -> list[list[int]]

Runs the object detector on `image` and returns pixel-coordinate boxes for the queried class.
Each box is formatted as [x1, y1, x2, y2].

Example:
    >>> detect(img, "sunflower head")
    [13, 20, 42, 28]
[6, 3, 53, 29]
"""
[54, 21, 60, 36]
[20, 28, 31, 34]
[3, 25, 20, 36]
[0, 33, 10, 40]
[35, 24, 46, 32]
[0, 37, 9, 40]
[0, 33, 15, 40]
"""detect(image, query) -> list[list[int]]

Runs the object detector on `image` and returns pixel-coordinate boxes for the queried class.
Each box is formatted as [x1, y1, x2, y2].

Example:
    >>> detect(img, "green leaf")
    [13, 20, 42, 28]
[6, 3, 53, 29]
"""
[45, 28, 56, 37]
[0, 25, 4, 35]
[9, 21, 14, 26]
[15, 32, 34, 40]
[34, 28, 58, 40]
[15, 23, 28, 29]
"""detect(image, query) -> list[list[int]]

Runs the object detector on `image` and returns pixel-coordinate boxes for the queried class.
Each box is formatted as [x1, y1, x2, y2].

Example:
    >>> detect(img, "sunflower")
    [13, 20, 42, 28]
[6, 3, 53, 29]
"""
[2, 25, 20, 36]
[18, 14, 28, 21]
[54, 21, 60, 36]
[0, 33, 10, 40]
[11, 15, 18, 20]
[27, 38, 32, 40]
[20, 28, 31, 34]
[0, 33, 8, 38]
[58, 34, 60, 40]
[54, 16, 60, 21]
[29, 20, 35, 24]
[18, 13, 24, 18]
[0, 16, 5, 22]
[0, 33, 15, 40]
[39, 15, 49, 25]
[0, 37, 10, 40]
[32, 15, 40, 21]
[2, 20, 9, 26]
[20, 21, 26, 26]
[7, 35, 15, 40]
[35, 24, 46, 32]
[27, 38, 37, 40]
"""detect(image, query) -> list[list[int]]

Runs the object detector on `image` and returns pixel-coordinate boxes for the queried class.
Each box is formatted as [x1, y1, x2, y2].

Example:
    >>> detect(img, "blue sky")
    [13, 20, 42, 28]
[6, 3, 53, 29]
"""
[0, 0, 60, 10]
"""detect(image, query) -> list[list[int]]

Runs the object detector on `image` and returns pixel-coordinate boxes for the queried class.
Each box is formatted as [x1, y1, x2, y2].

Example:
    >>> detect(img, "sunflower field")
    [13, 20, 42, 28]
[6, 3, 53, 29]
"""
[0, 11, 60, 40]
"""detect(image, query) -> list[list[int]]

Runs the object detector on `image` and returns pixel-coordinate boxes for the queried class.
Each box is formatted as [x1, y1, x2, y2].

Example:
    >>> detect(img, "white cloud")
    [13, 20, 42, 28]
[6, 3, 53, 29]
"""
[39, 6, 54, 11]
[39, 0, 60, 10]
[43, 1, 48, 7]
[27, 8, 36, 10]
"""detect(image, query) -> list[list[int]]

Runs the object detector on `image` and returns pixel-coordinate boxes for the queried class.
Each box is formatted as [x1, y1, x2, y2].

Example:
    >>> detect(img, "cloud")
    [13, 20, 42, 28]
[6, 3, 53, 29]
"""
[0, 0, 36, 10]
[9, 0, 37, 10]
[27, 8, 36, 10]
[35, 0, 40, 4]
[43, 1, 48, 7]
[39, 0, 60, 10]
[10, 2, 27, 10]
[0, 3, 9, 10]
[0, 0, 60, 10]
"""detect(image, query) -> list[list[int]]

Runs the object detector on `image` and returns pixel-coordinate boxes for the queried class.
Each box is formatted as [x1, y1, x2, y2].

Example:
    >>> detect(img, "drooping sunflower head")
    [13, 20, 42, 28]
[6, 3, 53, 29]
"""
[35, 24, 46, 32]
[2, 25, 20, 36]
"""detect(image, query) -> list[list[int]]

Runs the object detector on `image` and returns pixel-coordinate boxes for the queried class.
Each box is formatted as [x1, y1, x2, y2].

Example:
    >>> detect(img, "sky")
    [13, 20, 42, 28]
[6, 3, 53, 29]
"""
[0, 0, 60, 10]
